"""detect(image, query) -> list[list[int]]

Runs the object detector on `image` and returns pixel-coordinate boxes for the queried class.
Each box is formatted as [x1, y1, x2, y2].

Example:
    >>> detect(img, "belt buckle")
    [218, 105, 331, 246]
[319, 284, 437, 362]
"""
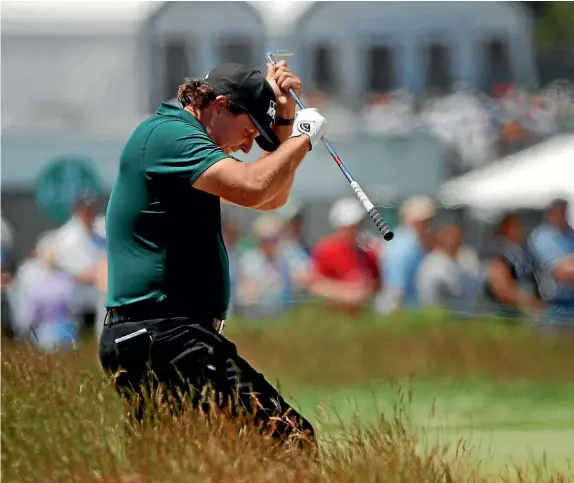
[213, 318, 225, 334]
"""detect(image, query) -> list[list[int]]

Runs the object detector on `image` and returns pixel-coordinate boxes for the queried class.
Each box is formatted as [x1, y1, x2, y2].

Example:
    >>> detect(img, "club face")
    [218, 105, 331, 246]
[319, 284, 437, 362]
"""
[267, 50, 294, 64]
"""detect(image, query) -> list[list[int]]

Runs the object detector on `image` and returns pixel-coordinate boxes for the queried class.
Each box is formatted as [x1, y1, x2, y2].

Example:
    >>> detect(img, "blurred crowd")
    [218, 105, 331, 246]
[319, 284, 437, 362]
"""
[224, 196, 574, 326]
[1, 198, 107, 351]
[2, 194, 574, 354]
[309, 80, 574, 169]
[2, 191, 574, 353]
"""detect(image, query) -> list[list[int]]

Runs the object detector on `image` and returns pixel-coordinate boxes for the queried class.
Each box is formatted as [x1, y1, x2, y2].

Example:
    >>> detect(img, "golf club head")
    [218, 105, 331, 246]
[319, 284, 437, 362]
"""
[266, 50, 305, 110]
[267, 50, 294, 65]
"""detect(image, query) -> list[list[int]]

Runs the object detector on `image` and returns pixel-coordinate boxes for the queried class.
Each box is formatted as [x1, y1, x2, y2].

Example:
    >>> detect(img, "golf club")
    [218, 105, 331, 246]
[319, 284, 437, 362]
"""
[267, 50, 394, 241]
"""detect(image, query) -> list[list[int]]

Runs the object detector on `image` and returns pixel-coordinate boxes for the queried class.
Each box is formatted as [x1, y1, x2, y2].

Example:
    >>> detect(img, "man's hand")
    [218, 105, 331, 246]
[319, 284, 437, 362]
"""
[290, 108, 328, 150]
[266, 60, 302, 119]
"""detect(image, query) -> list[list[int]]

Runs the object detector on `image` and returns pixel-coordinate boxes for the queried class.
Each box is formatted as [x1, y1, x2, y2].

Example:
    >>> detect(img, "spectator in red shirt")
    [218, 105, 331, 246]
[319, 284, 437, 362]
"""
[307, 197, 381, 316]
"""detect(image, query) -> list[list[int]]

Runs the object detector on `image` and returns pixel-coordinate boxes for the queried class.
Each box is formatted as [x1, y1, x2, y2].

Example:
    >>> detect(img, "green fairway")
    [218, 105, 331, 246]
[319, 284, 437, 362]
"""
[280, 381, 574, 473]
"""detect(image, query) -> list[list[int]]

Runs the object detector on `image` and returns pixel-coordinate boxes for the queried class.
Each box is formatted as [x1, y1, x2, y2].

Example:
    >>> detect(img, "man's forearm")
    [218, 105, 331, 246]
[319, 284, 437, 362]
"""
[220, 120, 299, 210]
[244, 135, 309, 205]
[201, 107, 323, 208]
[254, 184, 291, 210]
[253, 107, 299, 208]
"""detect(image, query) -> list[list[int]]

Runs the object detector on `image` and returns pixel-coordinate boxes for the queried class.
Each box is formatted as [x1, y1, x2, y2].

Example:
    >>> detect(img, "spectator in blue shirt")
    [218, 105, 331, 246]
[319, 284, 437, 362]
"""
[235, 215, 294, 320]
[375, 196, 436, 315]
[528, 198, 574, 324]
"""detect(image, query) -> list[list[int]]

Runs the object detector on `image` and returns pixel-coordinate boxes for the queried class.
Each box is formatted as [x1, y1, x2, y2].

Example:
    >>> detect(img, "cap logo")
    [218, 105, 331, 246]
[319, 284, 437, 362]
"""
[267, 100, 276, 121]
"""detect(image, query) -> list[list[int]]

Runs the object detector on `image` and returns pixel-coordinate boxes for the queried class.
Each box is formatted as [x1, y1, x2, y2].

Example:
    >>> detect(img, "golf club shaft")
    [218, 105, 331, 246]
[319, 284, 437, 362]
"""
[267, 52, 394, 241]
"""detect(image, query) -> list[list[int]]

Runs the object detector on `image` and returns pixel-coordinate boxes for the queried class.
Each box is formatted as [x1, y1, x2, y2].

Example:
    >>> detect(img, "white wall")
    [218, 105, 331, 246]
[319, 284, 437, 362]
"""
[0, 2, 269, 140]
[1, 34, 146, 138]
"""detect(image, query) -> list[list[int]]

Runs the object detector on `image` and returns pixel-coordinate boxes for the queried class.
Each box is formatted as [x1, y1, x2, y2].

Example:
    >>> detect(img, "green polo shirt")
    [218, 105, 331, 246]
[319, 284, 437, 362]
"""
[105, 102, 231, 320]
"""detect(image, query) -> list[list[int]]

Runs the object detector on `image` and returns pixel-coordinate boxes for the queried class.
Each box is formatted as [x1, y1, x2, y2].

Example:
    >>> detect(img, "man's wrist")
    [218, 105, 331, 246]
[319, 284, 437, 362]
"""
[274, 116, 294, 126]
[276, 105, 296, 120]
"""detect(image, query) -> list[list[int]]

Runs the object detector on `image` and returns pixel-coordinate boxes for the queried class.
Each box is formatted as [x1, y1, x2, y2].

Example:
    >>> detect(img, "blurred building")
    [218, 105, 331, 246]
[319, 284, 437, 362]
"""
[145, 2, 269, 112]
[290, 2, 537, 97]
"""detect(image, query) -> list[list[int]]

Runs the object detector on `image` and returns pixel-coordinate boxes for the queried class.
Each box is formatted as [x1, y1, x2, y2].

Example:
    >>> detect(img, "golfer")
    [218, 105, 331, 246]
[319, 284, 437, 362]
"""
[98, 61, 327, 449]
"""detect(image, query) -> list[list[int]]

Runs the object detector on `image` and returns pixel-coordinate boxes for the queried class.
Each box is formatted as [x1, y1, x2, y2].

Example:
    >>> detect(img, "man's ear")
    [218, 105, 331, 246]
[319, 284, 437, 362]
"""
[212, 95, 228, 115]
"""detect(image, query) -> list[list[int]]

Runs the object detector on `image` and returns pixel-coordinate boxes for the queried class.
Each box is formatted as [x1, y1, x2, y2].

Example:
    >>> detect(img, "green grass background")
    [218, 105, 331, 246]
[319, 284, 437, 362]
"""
[228, 307, 574, 474]
[286, 382, 574, 474]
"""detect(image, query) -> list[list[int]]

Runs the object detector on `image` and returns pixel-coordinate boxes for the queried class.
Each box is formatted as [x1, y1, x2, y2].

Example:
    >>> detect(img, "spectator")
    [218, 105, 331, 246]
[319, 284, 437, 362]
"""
[49, 196, 102, 334]
[9, 233, 78, 351]
[222, 216, 241, 315]
[278, 198, 311, 255]
[235, 215, 293, 319]
[307, 197, 380, 316]
[8, 232, 56, 333]
[420, 88, 497, 169]
[457, 240, 481, 280]
[528, 198, 574, 323]
[524, 95, 557, 140]
[417, 223, 477, 313]
[277, 198, 311, 300]
[375, 196, 436, 315]
[362, 91, 415, 137]
[479, 213, 543, 320]
[93, 215, 107, 341]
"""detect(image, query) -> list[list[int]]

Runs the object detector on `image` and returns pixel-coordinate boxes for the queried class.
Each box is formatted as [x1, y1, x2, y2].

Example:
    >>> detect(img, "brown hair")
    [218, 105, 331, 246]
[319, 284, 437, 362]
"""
[177, 78, 244, 115]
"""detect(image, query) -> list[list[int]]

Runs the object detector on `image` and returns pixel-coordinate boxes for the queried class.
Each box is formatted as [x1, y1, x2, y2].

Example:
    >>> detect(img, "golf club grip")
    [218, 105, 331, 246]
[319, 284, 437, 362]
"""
[350, 180, 394, 241]
[368, 208, 394, 241]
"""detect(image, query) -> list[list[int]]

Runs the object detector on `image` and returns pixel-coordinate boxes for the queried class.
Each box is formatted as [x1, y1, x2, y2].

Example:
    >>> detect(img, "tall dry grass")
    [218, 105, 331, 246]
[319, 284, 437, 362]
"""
[3, 308, 574, 482]
[2, 340, 486, 483]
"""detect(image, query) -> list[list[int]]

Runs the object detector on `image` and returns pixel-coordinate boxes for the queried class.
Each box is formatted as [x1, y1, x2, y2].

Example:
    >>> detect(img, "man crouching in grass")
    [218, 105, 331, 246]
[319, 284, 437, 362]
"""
[99, 60, 328, 453]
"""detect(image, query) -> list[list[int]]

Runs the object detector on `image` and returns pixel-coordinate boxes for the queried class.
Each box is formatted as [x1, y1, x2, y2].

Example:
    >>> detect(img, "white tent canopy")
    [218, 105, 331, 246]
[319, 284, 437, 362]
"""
[439, 134, 574, 216]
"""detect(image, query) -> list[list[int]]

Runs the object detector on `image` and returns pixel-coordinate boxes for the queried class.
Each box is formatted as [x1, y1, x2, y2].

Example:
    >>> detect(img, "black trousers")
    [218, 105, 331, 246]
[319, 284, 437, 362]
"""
[98, 314, 315, 449]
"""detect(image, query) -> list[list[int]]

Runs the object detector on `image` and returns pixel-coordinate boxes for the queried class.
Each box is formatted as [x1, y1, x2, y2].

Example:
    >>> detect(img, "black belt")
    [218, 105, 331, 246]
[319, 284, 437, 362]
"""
[104, 306, 225, 334]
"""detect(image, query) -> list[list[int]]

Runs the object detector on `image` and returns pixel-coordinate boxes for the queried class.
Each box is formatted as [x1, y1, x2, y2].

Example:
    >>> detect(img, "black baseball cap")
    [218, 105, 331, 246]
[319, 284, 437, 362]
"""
[204, 63, 280, 152]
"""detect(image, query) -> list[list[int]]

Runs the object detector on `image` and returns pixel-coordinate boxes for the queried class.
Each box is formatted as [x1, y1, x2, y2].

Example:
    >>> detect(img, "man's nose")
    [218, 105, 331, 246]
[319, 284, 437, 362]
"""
[240, 136, 254, 154]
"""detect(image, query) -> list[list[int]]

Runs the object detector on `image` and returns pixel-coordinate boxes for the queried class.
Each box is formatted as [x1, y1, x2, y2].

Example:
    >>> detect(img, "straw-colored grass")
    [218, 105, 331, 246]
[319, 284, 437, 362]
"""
[3, 307, 574, 482]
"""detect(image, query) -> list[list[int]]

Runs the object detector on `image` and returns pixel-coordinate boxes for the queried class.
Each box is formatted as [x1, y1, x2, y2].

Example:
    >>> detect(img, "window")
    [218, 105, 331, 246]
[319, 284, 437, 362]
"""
[425, 43, 453, 93]
[366, 45, 396, 93]
[312, 45, 337, 93]
[482, 39, 512, 91]
[163, 39, 190, 101]
[219, 41, 253, 67]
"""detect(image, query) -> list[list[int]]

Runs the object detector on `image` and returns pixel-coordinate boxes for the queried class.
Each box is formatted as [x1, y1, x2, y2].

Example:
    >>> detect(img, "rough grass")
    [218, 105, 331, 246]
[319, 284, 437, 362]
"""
[2, 307, 574, 482]
[229, 306, 574, 386]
